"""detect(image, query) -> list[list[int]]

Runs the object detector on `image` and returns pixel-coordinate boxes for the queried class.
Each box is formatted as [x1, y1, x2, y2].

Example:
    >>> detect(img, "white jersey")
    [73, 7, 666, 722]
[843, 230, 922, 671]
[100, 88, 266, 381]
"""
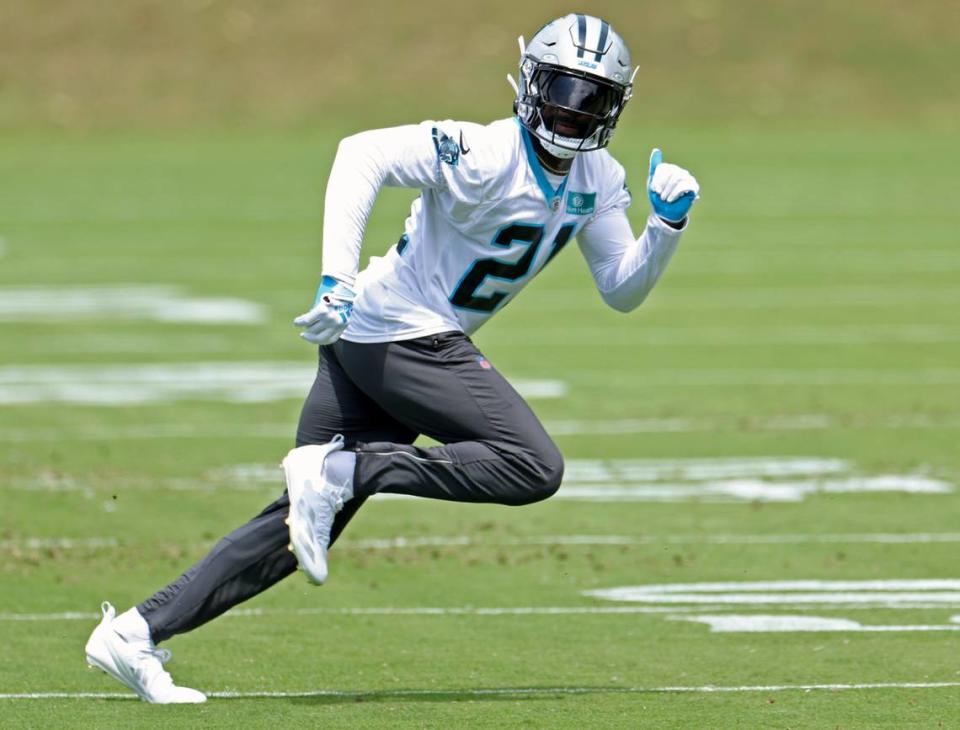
[320, 117, 685, 343]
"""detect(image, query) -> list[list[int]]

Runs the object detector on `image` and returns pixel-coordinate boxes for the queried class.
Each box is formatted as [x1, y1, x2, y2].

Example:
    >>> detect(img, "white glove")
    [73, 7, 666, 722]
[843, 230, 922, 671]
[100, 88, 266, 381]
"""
[294, 276, 355, 345]
[647, 148, 700, 223]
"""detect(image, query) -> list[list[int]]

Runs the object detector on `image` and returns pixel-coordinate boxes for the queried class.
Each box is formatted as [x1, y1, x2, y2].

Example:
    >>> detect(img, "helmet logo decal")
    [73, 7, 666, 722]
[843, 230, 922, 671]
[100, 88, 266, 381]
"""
[594, 20, 609, 62]
[574, 14, 611, 62]
[575, 14, 587, 58]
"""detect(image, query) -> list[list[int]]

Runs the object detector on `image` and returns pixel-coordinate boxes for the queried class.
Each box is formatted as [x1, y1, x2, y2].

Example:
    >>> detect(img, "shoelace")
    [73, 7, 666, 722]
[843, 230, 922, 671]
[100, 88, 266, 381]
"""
[132, 646, 174, 691]
[313, 486, 345, 536]
[145, 647, 172, 664]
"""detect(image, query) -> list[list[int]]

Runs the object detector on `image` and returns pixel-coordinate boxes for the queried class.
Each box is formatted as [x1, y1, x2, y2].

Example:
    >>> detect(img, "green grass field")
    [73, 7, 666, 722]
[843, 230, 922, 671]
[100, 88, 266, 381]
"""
[2, 2, 959, 725]
[1, 122, 959, 728]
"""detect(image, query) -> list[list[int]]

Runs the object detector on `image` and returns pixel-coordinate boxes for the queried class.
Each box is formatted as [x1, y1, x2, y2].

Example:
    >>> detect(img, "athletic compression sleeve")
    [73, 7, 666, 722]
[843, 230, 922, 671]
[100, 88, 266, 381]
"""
[577, 209, 686, 313]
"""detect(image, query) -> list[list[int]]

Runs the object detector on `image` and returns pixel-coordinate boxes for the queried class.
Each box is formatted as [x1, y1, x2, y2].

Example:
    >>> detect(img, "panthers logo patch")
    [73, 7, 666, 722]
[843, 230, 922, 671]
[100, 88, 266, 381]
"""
[431, 127, 460, 167]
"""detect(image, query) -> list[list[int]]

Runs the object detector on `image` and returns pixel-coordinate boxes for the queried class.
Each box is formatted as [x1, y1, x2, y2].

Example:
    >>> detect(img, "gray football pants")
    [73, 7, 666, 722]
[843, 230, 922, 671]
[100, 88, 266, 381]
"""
[138, 332, 564, 642]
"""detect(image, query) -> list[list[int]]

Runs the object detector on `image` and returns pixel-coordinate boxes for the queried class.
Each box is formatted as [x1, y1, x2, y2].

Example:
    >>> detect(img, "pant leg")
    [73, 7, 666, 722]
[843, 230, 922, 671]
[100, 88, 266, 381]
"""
[335, 332, 564, 507]
[139, 346, 417, 643]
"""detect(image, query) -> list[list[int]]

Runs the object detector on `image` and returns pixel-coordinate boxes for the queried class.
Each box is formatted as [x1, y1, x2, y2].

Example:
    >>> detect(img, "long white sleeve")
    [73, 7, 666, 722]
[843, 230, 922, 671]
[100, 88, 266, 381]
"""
[321, 125, 447, 287]
[577, 209, 686, 313]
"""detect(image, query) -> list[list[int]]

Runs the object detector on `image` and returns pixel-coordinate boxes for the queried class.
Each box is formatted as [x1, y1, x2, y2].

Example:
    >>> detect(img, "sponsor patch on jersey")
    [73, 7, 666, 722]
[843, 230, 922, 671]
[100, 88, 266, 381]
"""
[432, 127, 460, 167]
[566, 191, 596, 215]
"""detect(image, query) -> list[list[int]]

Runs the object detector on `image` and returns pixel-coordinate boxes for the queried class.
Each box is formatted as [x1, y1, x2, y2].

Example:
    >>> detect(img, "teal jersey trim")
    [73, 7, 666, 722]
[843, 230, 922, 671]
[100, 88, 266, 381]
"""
[515, 117, 570, 212]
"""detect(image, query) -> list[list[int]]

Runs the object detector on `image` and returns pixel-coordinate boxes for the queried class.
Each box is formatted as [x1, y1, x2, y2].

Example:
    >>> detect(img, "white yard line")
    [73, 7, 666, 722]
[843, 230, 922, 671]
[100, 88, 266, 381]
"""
[3, 681, 960, 700]
[0, 612, 102, 621]
[0, 285, 265, 324]
[673, 614, 960, 633]
[0, 363, 565, 405]
[561, 457, 850, 481]
[586, 579, 960, 608]
[199, 457, 953, 503]
[520, 286, 960, 311]
[0, 537, 117, 550]
[5, 601, 960, 623]
[485, 324, 960, 347]
[547, 476, 953, 503]
[8, 476, 952, 502]
[3, 413, 959, 443]
[9, 455, 952, 503]
[341, 532, 960, 549]
[568, 369, 960, 387]
[14, 334, 238, 355]
[0, 606, 710, 622]
[5, 531, 960, 557]
[0, 423, 296, 442]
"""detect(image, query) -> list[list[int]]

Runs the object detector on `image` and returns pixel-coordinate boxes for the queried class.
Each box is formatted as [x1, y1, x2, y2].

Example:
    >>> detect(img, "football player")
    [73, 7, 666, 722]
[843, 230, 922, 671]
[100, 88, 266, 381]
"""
[85, 14, 699, 702]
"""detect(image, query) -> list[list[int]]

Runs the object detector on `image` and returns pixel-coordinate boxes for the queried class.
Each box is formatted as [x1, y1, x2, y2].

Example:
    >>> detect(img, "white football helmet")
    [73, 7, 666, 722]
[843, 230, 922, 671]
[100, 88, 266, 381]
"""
[511, 14, 638, 158]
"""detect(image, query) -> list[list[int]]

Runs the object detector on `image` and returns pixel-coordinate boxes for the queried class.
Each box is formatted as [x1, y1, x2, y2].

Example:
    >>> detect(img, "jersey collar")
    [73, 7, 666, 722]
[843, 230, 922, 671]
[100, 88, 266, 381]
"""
[515, 118, 571, 212]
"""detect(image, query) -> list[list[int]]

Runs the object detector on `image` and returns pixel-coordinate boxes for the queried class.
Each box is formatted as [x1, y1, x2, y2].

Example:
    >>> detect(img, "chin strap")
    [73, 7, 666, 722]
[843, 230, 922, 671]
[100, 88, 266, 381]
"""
[539, 139, 578, 160]
[534, 123, 589, 160]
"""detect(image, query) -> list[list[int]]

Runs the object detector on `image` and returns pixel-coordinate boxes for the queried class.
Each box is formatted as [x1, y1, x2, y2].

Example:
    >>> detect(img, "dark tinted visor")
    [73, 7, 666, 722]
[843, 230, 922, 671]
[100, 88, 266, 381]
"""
[540, 71, 619, 117]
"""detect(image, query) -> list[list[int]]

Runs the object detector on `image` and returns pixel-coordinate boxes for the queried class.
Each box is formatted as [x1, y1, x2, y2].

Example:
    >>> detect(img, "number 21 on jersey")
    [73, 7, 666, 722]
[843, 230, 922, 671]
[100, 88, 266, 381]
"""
[449, 223, 576, 312]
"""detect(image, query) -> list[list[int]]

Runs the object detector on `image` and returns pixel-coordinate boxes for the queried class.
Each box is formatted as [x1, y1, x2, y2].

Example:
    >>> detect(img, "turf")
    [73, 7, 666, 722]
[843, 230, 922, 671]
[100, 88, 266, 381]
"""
[1, 124, 959, 728]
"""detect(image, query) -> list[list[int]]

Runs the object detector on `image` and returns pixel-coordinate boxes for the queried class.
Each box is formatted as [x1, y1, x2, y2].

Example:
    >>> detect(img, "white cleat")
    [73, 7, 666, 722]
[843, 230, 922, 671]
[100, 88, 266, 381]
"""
[85, 602, 207, 704]
[282, 434, 350, 585]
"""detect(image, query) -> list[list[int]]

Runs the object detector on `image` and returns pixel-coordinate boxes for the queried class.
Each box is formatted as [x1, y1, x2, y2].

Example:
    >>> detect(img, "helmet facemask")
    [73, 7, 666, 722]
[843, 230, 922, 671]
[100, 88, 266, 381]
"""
[518, 62, 628, 157]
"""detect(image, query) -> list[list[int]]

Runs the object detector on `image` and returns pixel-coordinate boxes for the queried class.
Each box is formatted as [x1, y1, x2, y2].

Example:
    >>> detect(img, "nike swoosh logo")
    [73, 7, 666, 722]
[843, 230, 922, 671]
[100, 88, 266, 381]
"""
[459, 131, 470, 155]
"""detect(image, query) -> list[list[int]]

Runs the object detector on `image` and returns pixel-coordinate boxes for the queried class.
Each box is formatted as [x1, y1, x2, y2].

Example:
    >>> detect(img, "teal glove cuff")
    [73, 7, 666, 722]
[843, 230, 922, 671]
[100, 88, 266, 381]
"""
[647, 149, 697, 223]
[313, 275, 355, 307]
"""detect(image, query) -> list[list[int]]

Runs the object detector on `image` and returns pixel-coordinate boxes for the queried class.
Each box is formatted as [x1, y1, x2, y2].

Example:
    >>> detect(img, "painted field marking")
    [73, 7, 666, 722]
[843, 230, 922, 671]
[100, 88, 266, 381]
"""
[0, 423, 297, 442]
[568, 368, 960, 387]
[5, 532, 960, 556]
[521, 285, 960, 311]
[585, 579, 960, 608]
[0, 606, 712, 622]
[0, 363, 565, 405]
[4, 413, 960, 443]
[12, 333, 239, 356]
[204, 456, 952, 504]
[0, 537, 117, 550]
[12, 456, 946, 503]
[562, 457, 849, 481]
[0, 285, 265, 324]
[551, 476, 953, 503]
[9, 474, 952, 502]
[341, 532, 960, 549]
[545, 414, 834, 435]
[668, 251, 960, 274]
[673, 614, 960, 633]
[209, 456, 848, 489]
[486, 324, 960, 347]
[6, 603, 960, 623]
[3, 681, 960, 701]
